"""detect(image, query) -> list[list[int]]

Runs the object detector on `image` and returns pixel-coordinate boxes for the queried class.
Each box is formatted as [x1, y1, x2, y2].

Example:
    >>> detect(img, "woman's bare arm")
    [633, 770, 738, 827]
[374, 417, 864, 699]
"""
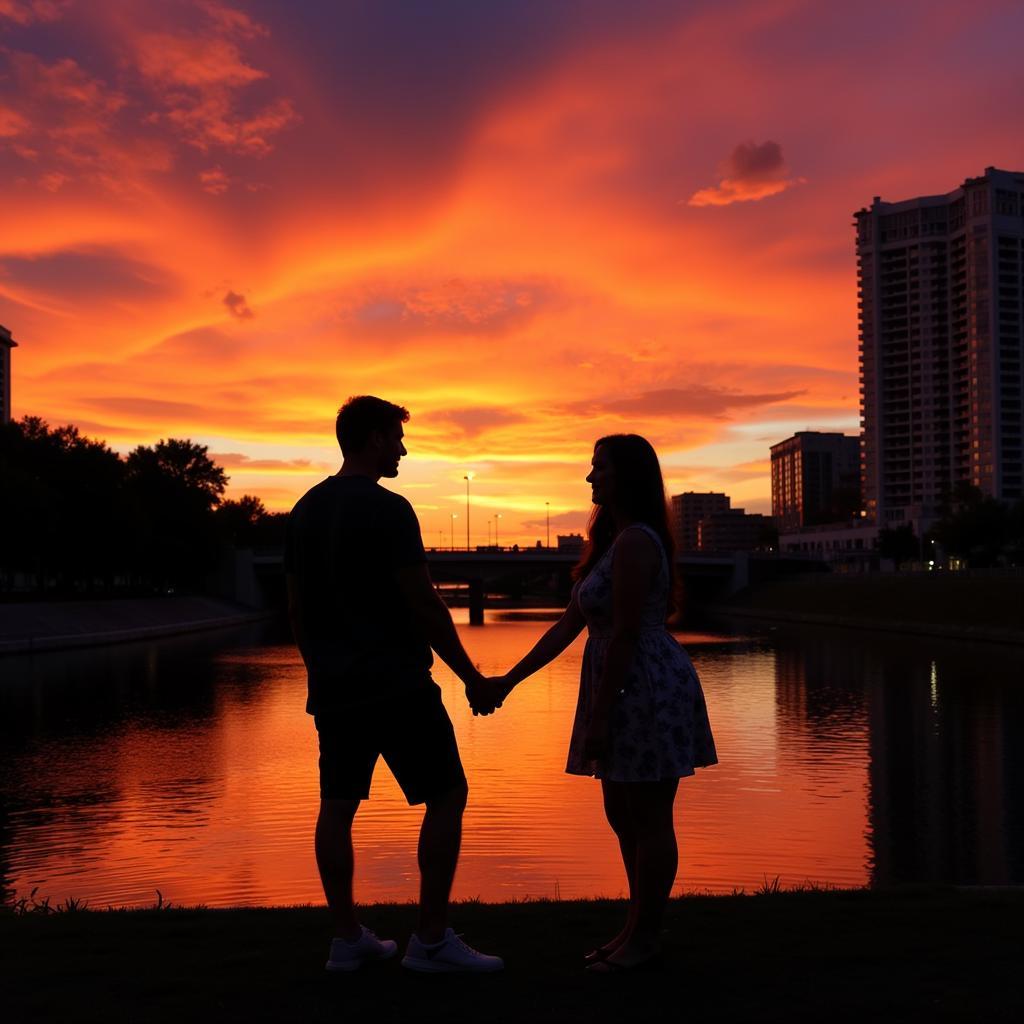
[502, 600, 587, 691]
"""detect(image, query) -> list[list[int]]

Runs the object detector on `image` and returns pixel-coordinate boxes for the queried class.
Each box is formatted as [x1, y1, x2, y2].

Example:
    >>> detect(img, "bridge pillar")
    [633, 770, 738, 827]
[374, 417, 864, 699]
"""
[728, 552, 750, 596]
[468, 578, 485, 625]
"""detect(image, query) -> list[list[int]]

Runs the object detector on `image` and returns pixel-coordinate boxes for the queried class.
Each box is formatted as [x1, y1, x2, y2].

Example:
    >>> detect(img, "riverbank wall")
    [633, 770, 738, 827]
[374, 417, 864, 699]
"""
[0, 597, 274, 656]
[709, 571, 1024, 644]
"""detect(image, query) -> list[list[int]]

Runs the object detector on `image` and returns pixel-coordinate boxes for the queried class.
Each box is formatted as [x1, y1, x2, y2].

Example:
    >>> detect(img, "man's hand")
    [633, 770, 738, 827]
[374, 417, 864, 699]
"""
[465, 674, 505, 716]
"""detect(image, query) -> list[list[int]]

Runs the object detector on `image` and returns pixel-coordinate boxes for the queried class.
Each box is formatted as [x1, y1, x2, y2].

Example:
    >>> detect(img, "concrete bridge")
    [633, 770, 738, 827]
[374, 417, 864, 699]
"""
[246, 546, 821, 623]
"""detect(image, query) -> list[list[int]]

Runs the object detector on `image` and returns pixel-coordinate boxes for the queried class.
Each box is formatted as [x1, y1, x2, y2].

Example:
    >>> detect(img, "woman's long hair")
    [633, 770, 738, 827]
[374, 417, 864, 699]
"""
[572, 434, 679, 616]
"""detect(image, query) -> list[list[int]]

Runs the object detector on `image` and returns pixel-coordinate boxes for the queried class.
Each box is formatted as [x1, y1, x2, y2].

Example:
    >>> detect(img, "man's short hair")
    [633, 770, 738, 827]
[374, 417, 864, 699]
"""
[335, 395, 410, 455]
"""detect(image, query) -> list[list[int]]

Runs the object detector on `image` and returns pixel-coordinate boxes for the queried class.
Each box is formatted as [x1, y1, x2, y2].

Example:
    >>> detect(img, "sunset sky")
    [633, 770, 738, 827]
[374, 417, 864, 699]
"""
[3, 0, 1023, 545]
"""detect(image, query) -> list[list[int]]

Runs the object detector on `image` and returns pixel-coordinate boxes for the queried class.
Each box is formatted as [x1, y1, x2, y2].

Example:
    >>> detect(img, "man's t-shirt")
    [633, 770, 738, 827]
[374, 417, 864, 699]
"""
[284, 475, 433, 714]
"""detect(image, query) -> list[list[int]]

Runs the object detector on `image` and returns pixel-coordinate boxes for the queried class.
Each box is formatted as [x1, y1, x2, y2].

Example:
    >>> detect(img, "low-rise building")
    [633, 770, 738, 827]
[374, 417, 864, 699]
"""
[778, 521, 880, 569]
[557, 533, 584, 554]
[697, 509, 771, 553]
[670, 491, 731, 551]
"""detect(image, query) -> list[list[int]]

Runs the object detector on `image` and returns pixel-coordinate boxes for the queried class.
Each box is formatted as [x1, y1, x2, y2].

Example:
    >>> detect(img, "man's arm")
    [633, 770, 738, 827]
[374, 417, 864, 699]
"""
[394, 563, 497, 709]
[286, 572, 310, 669]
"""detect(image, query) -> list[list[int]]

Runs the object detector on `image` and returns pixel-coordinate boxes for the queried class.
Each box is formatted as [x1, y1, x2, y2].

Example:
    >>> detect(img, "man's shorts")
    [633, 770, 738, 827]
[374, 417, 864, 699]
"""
[313, 682, 466, 805]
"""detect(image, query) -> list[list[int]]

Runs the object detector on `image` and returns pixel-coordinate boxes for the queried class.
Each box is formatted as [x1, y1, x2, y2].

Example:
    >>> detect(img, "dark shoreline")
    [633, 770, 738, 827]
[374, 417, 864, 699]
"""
[0, 596, 272, 656]
[709, 571, 1024, 646]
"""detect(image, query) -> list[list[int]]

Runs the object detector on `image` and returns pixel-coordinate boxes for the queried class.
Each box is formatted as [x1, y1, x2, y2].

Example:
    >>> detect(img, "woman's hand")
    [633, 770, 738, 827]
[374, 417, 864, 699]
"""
[582, 710, 611, 761]
[492, 674, 516, 703]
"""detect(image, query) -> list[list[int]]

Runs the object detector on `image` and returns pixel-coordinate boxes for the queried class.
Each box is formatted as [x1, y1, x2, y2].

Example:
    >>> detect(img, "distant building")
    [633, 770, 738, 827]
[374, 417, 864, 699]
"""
[770, 431, 861, 531]
[0, 324, 16, 425]
[670, 492, 730, 552]
[556, 533, 584, 554]
[697, 509, 770, 553]
[779, 521, 880, 570]
[854, 166, 1024, 535]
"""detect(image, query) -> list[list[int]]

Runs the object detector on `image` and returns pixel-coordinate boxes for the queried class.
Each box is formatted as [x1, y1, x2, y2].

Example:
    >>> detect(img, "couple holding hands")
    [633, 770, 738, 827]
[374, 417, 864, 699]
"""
[286, 396, 717, 976]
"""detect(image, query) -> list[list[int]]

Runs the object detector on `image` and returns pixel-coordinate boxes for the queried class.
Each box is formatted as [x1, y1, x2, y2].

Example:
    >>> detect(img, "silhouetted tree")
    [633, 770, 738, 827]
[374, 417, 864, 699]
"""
[0, 417, 126, 592]
[1, 419, 292, 595]
[928, 483, 1022, 567]
[878, 523, 919, 569]
[215, 495, 267, 545]
[124, 439, 227, 589]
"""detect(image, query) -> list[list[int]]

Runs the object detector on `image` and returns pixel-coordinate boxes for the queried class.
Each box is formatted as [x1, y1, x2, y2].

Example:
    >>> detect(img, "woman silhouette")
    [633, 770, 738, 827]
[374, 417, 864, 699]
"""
[495, 434, 717, 972]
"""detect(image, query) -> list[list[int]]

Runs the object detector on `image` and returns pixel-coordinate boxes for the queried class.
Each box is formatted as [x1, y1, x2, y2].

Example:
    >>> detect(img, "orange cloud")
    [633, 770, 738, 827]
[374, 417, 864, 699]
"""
[688, 140, 805, 207]
[0, 0, 68, 25]
[3, 0, 1022, 537]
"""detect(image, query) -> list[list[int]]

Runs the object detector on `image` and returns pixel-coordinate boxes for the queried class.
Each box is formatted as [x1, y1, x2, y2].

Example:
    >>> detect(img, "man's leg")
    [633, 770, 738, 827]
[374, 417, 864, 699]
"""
[315, 797, 361, 941]
[416, 780, 468, 944]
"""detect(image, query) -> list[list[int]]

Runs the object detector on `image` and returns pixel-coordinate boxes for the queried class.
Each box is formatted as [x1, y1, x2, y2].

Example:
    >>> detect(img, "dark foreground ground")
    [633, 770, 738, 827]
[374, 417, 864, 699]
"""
[3, 888, 1023, 1023]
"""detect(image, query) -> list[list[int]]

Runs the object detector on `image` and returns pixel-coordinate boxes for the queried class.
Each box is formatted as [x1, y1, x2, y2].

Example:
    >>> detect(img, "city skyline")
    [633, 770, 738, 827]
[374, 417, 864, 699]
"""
[2, 2, 1023, 545]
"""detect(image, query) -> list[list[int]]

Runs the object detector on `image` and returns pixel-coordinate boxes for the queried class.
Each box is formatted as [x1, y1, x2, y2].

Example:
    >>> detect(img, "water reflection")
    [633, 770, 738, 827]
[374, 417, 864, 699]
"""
[860, 637, 1024, 886]
[0, 614, 1021, 907]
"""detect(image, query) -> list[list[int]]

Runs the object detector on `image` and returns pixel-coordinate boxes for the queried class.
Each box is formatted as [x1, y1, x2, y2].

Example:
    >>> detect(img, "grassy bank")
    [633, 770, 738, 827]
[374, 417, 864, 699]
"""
[3, 888, 1022, 1023]
[716, 572, 1024, 642]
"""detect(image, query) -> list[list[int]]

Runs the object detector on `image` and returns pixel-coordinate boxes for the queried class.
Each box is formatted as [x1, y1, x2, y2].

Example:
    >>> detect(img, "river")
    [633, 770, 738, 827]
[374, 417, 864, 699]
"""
[1, 611, 1022, 907]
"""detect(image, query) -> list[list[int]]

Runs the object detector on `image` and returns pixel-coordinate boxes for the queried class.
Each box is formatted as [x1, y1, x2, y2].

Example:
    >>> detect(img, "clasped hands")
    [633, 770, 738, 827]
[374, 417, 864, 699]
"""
[465, 672, 511, 716]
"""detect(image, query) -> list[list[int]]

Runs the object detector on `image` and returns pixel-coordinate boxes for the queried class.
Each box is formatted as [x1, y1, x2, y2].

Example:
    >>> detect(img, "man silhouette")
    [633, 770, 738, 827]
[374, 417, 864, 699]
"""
[286, 395, 504, 973]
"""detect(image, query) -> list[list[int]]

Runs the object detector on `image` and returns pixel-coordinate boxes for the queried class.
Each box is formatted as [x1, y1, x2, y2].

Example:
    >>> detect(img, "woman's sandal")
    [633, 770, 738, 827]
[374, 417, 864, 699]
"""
[585, 953, 662, 974]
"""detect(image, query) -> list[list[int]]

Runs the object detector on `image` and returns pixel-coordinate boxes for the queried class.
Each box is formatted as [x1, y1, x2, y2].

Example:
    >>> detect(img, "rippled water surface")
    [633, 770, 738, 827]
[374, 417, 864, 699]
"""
[2, 612, 1022, 907]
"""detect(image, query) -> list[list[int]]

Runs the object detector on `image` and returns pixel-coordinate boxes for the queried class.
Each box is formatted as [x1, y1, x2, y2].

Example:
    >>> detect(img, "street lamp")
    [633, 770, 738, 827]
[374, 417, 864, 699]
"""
[464, 472, 474, 551]
[495, 512, 502, 549]
[450, 512, 458, 551]
[545, 501, 550, 549]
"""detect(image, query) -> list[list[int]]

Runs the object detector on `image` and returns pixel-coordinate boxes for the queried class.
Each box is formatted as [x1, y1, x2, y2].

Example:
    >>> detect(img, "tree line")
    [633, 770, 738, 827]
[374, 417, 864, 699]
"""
[878, 483, 1024, 569]
[0, 416, 287, 596]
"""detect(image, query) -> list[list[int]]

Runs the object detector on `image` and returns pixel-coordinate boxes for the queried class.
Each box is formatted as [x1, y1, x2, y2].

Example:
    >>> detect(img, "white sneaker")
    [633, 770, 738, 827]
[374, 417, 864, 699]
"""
[325, 926, 398, 972]
[401, 928, 504, 973]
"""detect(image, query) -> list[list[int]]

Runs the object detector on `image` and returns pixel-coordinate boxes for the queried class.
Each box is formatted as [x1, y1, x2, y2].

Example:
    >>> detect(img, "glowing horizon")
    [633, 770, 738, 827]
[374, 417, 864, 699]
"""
[2, 1, 1022, 544]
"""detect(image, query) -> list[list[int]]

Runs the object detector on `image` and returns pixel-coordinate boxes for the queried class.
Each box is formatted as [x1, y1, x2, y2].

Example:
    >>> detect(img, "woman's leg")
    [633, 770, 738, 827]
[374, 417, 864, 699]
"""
[598, 780, 639, 953]
[608, 778, 679, 965]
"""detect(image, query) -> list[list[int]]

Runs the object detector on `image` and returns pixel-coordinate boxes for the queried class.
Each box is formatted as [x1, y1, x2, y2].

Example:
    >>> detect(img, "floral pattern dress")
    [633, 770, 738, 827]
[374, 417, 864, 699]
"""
[565, 523, 718, 781]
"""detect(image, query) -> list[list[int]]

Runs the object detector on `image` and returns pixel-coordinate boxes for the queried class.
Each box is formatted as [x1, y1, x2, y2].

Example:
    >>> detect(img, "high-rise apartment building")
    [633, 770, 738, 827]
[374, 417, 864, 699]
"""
[770, 431, 860, 531]
[670, 491, 730, 551]
[0, 324, 16, 425]
[855, 167, 1024, 533]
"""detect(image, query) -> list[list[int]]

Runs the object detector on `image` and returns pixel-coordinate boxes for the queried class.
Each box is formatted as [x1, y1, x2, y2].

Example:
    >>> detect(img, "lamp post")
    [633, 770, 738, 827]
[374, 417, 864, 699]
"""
[464, 472, 474, 551]
[495, 512, 502, 549]
[545, 502, 550, 549]
[450, 512, 457, 551]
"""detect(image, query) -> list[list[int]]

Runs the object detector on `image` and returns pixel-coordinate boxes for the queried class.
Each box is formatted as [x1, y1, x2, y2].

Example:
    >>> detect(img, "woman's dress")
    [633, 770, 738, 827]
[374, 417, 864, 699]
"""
[565, 523, 718, 781]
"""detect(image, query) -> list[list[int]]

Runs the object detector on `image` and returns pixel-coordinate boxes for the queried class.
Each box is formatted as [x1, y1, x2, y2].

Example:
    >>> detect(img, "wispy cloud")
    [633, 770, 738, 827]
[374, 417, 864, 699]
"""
[210, 452, 328, 472]
[567, 386, 804, 421]
[0, 0, 69, 26]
